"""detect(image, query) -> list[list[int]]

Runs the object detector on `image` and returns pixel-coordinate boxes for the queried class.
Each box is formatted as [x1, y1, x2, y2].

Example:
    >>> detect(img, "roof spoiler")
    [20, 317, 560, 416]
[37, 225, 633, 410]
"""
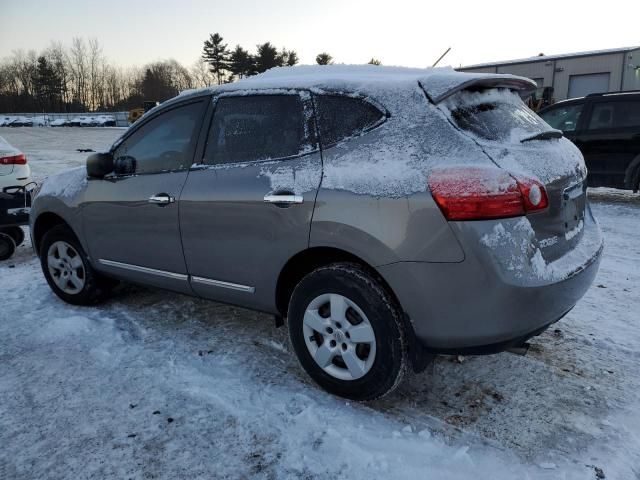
[419, 71, 537, 104]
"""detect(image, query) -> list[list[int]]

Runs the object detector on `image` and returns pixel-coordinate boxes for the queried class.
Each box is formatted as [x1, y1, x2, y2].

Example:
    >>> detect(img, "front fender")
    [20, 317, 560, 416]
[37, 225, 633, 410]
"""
[30, 167, 89, 256]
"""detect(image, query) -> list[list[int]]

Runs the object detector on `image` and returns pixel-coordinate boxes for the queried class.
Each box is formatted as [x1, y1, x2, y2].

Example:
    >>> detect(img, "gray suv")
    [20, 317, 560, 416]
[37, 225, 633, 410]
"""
[31, 66, 603, 400]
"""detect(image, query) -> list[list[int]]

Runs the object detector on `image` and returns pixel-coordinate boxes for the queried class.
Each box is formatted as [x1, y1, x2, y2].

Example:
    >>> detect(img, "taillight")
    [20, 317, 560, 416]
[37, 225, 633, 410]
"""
[428, 166, 548, 221]
[0, 154, 27, 165]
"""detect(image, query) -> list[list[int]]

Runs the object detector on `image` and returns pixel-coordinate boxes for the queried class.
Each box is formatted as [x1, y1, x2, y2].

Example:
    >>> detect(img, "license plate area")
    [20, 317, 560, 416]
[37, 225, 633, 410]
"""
[562, 182, 586, 237]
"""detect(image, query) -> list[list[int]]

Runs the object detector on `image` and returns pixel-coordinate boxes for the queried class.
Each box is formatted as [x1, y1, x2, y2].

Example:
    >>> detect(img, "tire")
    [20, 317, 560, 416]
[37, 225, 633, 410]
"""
[0, 233, 16, 261]
[2, 226, 25, 247]
[623, 155, 640, 193]
[39, 224, 114, 305]
[288, 262, 408, 401]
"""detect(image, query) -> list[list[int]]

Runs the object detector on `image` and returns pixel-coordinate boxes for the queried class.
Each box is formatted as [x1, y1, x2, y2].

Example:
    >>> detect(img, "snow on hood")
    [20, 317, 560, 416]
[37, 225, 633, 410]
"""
[37, 166, 87, 200]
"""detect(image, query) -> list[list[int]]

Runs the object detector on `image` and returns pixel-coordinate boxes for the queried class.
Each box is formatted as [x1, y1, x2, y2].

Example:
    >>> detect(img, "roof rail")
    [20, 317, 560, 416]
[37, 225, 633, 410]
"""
[586, 90, 640, 97]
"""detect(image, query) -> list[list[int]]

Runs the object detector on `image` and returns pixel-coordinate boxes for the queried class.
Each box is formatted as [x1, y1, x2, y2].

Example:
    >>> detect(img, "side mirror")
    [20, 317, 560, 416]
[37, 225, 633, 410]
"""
[86, 152, 114, 178]
[114, 155, 137, 176]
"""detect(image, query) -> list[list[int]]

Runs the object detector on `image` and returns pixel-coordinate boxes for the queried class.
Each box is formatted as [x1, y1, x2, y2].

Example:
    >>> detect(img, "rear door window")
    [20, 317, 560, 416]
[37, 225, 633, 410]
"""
[588, 101, 640, 130]
[314, 94, 385, 148]
[113, 101, 204, 174]
[539, 103, 584, 132]
[204, 94, 311, 165]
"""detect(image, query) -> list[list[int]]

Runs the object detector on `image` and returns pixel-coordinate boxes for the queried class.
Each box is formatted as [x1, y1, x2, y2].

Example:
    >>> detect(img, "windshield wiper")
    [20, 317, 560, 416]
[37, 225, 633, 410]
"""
[521, 129, 563, 143]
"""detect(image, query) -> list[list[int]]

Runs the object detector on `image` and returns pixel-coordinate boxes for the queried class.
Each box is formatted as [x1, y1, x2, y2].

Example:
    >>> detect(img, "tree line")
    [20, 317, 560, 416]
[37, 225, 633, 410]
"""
[0, 34, 381, 113]
[201, 32, 381, 84]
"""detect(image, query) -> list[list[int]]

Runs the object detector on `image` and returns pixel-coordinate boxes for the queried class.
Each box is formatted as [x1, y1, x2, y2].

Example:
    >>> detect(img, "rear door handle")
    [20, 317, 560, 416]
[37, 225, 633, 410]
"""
[148, 193, 175, 206]
[263, 193, 303, 205]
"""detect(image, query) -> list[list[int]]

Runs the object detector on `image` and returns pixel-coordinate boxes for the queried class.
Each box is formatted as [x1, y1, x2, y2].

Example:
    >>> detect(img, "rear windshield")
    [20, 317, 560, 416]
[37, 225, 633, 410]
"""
[444, 89, 552, 143]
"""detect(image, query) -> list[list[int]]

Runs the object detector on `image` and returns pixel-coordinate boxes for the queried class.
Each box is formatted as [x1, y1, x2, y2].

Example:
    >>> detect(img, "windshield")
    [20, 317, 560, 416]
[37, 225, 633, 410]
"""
[444, 88, 553, 143]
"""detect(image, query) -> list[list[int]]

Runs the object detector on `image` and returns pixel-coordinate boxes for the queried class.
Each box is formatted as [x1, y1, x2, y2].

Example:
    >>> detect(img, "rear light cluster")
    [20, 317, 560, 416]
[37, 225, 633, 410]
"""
[0, 154, 27, 165]
[428, 166, 548, 221]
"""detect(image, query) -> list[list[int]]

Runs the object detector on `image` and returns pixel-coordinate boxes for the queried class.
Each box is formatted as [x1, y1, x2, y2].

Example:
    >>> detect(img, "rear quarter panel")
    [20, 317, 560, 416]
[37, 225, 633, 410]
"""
[310, 85, 496, 265]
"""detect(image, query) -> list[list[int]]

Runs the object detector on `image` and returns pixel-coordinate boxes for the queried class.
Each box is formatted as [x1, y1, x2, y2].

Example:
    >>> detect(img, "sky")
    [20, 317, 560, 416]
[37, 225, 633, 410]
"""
[1, 0, 638, 69]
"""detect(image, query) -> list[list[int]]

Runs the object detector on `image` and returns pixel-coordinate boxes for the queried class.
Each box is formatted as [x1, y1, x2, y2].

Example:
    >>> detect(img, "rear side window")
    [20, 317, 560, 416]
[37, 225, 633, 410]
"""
[446, 89, 551, 143]
[588, 101, 640, 130]
[314, 94, 385, 148]
[539, 103, 583, 132]
[113, 101, 203, 174]
[204, 95, 308, 165]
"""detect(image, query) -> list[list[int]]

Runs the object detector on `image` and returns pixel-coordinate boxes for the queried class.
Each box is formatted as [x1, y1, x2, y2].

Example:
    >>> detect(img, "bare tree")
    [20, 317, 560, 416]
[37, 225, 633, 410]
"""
[87, 38, 104, 110]
[67, 37, 88, 109]
[190, 58, 216, 88]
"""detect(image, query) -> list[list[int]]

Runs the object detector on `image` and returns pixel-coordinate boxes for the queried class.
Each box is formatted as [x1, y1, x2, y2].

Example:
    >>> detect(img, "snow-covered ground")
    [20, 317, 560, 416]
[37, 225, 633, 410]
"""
[1, 127, 639, 479]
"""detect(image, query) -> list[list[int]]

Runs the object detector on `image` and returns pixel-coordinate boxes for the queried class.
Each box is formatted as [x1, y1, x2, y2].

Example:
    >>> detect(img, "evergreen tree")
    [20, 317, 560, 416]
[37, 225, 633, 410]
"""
[202, 33, 229, 84]
[254, 42, 280, 73]
[279, 49, 299, 67]
[229, 45, 254, 79]
[367, 58, 382, 65]
[34, 56, 62, 111]
[315, 52, 333, 65]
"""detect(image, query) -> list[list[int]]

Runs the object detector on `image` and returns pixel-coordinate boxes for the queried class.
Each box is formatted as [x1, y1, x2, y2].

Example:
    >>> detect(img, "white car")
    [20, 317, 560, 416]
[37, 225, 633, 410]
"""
[0, 135, 31, 189]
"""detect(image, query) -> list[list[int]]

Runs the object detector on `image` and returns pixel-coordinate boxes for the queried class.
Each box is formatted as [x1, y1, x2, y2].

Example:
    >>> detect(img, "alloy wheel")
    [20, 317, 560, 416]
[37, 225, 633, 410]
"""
[47, 240, 86, 294]
[302, 293, 377, 381]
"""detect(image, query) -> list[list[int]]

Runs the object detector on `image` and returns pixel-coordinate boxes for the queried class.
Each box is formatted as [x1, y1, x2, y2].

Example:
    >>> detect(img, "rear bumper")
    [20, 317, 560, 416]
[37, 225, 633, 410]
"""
[0, 165, 31, 189]
[377, 207, 603, 352]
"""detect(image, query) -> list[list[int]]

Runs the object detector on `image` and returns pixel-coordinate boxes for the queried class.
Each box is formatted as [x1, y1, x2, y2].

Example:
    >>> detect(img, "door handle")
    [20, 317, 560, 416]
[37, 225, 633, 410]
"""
[148, 193, 175, 205]
[263, 193, 303, 205]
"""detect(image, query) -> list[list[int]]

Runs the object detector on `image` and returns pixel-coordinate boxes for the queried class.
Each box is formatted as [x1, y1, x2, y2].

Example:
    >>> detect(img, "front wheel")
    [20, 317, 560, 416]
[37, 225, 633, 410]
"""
[40, 224, 115, 305]
[288, 263, 408, 401]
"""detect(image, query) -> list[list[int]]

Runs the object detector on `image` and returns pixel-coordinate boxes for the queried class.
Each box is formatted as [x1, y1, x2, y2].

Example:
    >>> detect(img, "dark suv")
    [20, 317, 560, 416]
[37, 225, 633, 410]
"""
[538, 91, 640, 191]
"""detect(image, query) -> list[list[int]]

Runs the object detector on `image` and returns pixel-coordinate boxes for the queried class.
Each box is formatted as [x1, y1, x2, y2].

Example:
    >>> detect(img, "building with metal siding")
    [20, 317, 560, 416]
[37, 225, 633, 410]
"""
[459, 47, 640, 100]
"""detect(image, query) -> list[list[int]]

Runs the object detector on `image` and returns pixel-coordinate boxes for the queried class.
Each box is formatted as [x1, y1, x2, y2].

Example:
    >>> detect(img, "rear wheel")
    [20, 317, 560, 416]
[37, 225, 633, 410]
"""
[40, 224, 114, 305]
[0, 232, 16, 261]
[288, 263, 407, 401]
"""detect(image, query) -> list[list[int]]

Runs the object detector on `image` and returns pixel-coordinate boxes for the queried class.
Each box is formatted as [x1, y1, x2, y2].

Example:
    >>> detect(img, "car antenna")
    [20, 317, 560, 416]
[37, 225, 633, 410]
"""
[432, 47, 451, 67]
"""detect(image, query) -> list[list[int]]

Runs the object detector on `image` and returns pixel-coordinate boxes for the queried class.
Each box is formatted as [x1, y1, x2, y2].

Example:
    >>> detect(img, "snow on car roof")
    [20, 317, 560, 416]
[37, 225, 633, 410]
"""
[176, 65, 535, 106]
[218, 65, 536, 103]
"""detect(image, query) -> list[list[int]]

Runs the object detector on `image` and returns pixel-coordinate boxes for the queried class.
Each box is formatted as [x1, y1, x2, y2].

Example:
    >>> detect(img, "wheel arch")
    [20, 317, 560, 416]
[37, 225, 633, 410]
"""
[276, 246, 433, 372]
[32, 212, 75, 256]
[275, 247, 393, 317]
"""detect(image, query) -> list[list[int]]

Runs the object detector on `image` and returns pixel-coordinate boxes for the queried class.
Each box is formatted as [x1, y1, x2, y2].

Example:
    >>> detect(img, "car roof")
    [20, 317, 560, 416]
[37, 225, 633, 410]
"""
[539, 90, 640, 113]
[164, 65, 535, 108]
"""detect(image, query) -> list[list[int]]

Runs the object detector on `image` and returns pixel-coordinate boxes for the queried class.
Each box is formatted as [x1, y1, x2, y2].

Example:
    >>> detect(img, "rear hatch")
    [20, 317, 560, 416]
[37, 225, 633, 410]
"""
[432, 87, 588, 263]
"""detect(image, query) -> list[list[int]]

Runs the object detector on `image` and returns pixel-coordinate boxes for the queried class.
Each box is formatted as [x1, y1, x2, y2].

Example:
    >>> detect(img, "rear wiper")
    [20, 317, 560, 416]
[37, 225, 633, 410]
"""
[520, 129, 563, 143]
